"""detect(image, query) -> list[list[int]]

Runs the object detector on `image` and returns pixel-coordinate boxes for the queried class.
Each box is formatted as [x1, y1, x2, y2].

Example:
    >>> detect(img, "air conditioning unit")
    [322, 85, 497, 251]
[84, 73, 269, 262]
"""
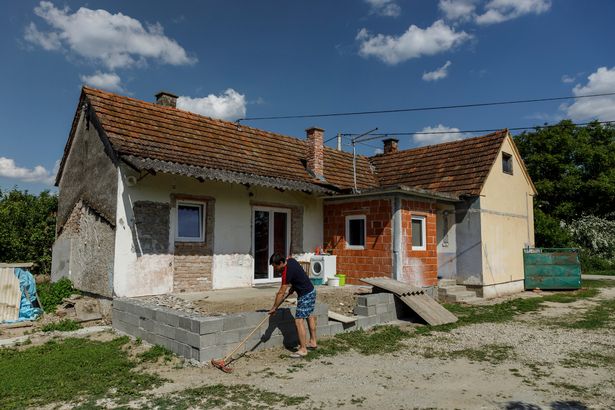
[309, 255, 336, 283]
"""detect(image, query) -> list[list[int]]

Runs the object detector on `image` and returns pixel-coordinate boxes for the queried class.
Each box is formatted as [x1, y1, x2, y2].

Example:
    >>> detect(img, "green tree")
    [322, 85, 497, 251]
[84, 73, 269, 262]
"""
[515, 120, 615, 247]
[0, 188, 57, 275]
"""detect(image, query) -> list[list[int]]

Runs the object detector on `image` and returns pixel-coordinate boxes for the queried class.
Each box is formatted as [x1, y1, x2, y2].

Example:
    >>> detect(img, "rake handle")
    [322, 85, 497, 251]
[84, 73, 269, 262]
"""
[222, 293, 290, 362]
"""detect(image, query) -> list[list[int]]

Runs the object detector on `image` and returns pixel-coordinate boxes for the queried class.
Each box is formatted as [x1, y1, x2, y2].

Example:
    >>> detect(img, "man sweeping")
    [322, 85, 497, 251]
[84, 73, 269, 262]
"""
[268, 253, 317, 358]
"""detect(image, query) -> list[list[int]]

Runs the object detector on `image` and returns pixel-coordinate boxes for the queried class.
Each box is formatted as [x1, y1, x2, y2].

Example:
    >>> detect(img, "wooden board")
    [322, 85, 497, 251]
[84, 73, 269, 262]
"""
[0, 262, 34, 268]
[0, 267, 21, 322]
[360, 277, 457, 326]
[328, 310, 358, 324]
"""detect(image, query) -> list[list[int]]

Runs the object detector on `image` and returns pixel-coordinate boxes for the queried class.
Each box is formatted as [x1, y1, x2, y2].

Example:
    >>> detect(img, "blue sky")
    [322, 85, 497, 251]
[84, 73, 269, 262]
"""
[1, 0, 615, 193]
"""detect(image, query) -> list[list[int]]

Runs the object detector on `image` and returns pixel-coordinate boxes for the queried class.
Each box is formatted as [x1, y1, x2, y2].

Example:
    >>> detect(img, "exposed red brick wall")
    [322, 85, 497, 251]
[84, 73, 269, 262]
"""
[306, 127, 324, 177]
[400, 199, 438, 287]
[323, 199, 392, 285]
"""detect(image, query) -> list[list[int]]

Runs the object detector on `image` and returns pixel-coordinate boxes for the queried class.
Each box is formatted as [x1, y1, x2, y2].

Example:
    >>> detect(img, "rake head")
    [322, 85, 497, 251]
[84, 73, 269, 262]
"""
[211, 358, 233, 373]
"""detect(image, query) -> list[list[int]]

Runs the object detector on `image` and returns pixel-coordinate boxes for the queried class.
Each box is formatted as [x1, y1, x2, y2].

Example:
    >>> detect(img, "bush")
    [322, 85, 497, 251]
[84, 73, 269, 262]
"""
[568, 215, 615, 260]
[37, 278, 78, 313]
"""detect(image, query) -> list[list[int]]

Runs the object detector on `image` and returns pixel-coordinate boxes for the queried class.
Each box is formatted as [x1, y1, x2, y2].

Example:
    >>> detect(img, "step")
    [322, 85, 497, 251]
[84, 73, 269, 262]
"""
[438, 279, 457, 287]
[445, 291, 478, 303]
[438, 285, 468, 294]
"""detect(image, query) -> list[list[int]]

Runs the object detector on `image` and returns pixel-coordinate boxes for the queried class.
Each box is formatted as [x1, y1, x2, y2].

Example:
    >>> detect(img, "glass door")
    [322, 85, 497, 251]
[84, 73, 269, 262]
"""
[253, 207, 290, 283]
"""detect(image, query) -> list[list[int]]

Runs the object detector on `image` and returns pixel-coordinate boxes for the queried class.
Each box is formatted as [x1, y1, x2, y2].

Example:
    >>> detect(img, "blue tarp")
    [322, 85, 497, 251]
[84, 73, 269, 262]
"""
[4, 268, 43, 323]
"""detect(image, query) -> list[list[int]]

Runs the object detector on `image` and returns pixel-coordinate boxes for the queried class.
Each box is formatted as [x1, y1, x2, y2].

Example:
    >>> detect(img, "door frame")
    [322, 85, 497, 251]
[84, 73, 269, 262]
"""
[252, 206, 291, 284]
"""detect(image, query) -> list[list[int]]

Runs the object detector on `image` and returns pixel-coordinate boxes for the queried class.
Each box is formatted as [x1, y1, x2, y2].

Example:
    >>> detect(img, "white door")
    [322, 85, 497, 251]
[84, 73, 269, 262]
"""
[253, 207, 291, 283]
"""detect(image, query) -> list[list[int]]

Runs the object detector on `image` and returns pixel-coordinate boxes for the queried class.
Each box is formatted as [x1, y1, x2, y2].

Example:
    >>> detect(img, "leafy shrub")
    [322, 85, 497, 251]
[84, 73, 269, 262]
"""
[568, 215, 615, 260]
[37, 278, 78, 313]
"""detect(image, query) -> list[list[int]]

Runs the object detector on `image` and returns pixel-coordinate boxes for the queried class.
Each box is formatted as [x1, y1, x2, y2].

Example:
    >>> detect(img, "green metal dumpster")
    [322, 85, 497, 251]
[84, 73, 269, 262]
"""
[523, 248, 581, 290]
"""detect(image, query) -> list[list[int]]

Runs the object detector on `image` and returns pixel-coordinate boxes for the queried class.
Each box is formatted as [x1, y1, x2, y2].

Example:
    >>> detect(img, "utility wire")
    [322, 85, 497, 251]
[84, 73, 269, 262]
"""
[237, 92, 615, 123]
[338, 119, 615, 144]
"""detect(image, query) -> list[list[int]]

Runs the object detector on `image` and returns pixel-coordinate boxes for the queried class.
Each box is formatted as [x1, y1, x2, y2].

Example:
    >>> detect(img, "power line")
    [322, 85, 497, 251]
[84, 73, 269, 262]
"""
[338, 119, 615, 144]
[237, 92, 615, 123]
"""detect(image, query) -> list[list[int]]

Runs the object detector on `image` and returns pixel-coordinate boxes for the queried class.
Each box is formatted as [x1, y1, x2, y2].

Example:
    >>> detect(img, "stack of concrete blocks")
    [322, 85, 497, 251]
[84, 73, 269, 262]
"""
[351, 293, 397, 329]
[112, 291, 399, 362]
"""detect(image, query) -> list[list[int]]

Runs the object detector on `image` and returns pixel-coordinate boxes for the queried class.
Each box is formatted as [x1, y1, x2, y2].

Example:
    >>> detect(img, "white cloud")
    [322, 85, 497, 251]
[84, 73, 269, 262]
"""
[414, 124, 467, 146]
[475, 0, 551, 25]
[24, 1, 196, 70]
[80, 72, 123, 92]
[422, 60, 452, 81]
[374, 148, 384, 155]
[439, 0, 478, 21]
[561, 74, 575, 84]
[177, 89, 247, 121]
[356, 20, 471, 65]
[0, 157, 59, 185]
[564, 66, 615, 121]
[365, 0, 401, 17]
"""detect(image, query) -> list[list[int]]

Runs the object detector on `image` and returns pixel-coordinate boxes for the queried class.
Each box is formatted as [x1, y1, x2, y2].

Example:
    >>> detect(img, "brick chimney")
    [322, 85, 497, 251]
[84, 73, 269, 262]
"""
[155, 91, 178, 108]
[383, 138, 399, 154]
[306, 127, 324, 179]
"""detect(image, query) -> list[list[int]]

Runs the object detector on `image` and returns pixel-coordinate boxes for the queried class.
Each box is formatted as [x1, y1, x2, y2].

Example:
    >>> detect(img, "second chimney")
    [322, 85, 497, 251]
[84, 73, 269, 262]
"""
[155, 91, 178, 108]
[306, 127, 324, 179]
[383, 138, 399, 154]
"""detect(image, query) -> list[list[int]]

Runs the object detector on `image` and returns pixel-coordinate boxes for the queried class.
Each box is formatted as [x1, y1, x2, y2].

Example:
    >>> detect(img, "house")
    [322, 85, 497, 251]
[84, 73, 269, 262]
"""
[51, 86, 536, 300]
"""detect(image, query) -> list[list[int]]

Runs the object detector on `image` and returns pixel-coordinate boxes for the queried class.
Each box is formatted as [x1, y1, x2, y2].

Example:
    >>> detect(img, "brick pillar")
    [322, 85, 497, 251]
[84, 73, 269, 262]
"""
[306, 127, 324, 178]
[383, 138, 399, 154]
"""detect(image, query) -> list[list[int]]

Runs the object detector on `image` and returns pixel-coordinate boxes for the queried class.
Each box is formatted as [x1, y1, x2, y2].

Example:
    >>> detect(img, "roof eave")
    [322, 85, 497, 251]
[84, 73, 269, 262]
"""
[326, 185, 460, 202]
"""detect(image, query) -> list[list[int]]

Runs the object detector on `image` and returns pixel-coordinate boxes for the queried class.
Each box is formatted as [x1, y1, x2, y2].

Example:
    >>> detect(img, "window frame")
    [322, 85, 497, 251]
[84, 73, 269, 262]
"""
[502, 152, 513, 175]
[411, 215, 427, 251]
[345, 215, 366, 250]
[176, 201, 205, 242]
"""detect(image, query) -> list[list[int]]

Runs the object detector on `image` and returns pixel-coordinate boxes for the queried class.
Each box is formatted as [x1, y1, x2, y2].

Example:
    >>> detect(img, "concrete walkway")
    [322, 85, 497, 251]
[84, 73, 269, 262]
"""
[173, 285, 279, 302]
[582, 274, 615, 281]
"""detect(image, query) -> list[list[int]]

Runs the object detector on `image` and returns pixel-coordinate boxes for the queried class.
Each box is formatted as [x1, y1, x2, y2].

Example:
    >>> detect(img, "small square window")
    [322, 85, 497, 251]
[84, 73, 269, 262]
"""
[502, 152, 513, 175]
[345, 215, 366, 249]
[177, 202, 204, 242]
[411, 216, 426, 251]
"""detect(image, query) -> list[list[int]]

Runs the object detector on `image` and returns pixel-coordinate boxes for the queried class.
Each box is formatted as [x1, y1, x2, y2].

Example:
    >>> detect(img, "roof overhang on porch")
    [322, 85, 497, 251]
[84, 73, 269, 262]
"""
[325, 184, 461, 202]
[121, 155, 337, 194]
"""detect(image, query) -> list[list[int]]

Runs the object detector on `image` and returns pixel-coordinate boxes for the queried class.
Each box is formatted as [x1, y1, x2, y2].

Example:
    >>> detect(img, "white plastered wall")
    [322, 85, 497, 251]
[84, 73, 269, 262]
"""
[478, 135, 536, 295]
[114, 167, 323, 294]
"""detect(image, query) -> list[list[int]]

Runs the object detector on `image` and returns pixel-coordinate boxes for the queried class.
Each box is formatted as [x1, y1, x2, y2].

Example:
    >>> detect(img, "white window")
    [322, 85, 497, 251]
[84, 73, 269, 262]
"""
[411, 215, 426, 251]
[176, 202, 205, 242]
[345, 215, 366, 249]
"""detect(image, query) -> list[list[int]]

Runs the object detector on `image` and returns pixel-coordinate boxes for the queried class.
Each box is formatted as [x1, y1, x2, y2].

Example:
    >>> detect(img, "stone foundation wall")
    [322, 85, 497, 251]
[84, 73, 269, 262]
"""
[112, 293, 397, 361]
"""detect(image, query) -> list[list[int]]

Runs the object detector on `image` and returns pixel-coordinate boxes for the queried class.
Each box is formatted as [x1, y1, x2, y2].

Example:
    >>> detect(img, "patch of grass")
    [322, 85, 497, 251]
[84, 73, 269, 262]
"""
[41, 319, 82, 332]
[146, 384, 308, 409]
[37, 277, 78, 313]
[560, 351, 615, 369]
[563, 299, 615, 329]
[138, 344, 174, 363]
[419, 283, 612, 335]
[0, 337, 165, 410]
[306, 325, 412, 361]
[450, 344, 514, 364]
[549, 381, 585, 394]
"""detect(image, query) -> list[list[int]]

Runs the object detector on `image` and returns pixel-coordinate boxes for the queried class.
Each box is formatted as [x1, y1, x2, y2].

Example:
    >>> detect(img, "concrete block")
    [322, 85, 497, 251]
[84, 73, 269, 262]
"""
[112, 299, 133, 313]
[114, 310, 139, 327]
[357, 316, 370, 329]
[354, 305, 376, 316]
[378, 293, 394, 304]
[197, 317, 223, 335]
[156, 308, 180, 328]
[179, 315, 199, 332]
[191, 347, 201, 361]
[112, 319, 131, 334]
[219, 330, 241, 344]
[329, 322, 344, 335]
[199, 346, 225, 362]
[222, 315, 247, 331]
[139, 317, 155, 333]
[368, 315, 380, 327]
[316, 325, 331, 338]
[376, 304, 388, 315]
[175, 328, 201, 348]
[199, 333, 218, 348]
[174, 343, 192, 359]
[154, 323, 176, 339]
[244, 311, 267, 327]
[154, 334, 175, 351]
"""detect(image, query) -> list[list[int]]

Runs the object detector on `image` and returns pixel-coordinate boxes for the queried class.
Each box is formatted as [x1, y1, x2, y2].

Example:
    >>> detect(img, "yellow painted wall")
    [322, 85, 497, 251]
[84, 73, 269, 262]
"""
[479, 135, 535, 286]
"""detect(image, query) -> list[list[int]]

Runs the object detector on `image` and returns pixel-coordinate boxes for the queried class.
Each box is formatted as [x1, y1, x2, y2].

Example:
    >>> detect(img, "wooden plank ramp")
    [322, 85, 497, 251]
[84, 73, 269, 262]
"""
[361, 277, 457, 326]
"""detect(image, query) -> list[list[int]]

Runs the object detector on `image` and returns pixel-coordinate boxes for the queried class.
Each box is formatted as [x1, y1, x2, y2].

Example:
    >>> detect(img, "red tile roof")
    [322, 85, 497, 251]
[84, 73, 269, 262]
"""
[370, 131, 508, 196]
[58, 87, 512, 198]
[73, 86, 378, 192]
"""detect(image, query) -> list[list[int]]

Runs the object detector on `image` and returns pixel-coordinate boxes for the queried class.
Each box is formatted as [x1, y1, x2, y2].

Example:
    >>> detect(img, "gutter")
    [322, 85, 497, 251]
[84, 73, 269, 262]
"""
[324, 185, 461, 202]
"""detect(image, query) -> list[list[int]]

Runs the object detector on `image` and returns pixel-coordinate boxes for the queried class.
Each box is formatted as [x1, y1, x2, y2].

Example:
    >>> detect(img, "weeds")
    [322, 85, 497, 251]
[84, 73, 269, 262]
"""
[41, 319, 82, 332]
[0, 337, 165, 410]
[560, 351, 615, 369]
[138, 345, 174, 363]
[37, 277, 78, 312]
[146, 384, 308, 409]
[306, 325, 411, 361]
